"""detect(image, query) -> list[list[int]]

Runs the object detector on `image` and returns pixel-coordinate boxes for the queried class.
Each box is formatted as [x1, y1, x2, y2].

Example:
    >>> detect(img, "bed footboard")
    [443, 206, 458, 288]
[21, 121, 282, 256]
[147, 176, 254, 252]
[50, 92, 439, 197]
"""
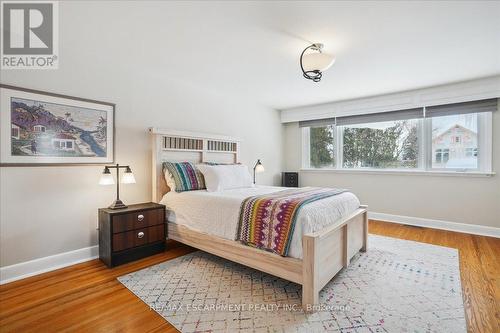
[302, 206, 368, 311]
[167, 206, 368, 313]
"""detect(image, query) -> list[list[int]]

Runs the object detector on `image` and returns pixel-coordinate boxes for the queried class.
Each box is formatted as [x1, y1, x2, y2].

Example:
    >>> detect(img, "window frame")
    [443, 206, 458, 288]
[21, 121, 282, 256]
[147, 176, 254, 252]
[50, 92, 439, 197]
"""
[338, 118, 423, 170]
[302, 125, 338, 169]
[301, 111, 493, 176]
[426, 112, 490, 172]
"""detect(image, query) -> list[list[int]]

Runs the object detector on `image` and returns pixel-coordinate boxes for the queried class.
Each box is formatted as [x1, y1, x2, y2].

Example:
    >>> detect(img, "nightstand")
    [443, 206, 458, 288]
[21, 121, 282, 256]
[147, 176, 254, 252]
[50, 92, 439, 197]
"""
[98, 202, 166, 267]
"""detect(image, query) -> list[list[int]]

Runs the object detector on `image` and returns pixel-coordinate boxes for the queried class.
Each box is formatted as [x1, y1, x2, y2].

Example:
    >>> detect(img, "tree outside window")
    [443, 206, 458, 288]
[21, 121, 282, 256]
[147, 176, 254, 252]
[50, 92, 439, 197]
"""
[309, 125, 334, 168]
[342, 120, 418, 169]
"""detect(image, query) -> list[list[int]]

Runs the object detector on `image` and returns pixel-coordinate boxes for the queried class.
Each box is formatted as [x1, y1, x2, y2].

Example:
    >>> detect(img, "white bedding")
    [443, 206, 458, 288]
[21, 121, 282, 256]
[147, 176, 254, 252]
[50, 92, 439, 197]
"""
[160, 186, 360, 259]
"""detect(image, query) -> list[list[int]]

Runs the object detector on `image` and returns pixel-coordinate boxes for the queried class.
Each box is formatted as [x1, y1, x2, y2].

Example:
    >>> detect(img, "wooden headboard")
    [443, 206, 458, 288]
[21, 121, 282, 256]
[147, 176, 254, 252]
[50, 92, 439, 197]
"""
[149, 128, 240, 202]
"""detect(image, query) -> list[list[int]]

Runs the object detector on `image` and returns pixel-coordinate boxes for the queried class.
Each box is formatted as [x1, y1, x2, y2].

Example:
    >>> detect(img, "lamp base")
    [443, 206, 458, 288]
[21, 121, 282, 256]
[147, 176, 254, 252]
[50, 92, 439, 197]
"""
[108, 199, 128, 210]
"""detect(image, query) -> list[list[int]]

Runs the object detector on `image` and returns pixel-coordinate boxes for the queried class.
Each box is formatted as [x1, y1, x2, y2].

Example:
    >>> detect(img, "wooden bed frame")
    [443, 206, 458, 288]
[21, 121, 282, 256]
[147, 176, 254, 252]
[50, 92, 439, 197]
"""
[150, 128, 368, 311]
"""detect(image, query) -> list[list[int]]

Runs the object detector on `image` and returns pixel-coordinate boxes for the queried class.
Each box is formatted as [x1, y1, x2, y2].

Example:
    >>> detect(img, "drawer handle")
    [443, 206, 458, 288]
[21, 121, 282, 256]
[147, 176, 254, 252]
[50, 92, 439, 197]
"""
[137, 214, 144, 222]
[137, 232, 145, 239]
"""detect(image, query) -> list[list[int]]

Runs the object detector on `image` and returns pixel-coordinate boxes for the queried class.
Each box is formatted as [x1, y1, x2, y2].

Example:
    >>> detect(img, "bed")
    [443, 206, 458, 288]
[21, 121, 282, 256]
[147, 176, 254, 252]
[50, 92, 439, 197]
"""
[150, 128, 368, 311]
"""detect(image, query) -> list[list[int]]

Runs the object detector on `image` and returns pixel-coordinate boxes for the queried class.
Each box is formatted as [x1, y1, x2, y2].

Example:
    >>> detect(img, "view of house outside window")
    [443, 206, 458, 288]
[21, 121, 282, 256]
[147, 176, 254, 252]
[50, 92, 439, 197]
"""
[431, 114, 478, 169]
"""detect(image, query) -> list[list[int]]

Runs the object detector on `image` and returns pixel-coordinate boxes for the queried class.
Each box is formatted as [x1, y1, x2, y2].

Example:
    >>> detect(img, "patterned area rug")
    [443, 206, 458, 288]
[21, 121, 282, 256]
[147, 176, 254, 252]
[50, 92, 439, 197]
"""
[118, 235, 466, 332]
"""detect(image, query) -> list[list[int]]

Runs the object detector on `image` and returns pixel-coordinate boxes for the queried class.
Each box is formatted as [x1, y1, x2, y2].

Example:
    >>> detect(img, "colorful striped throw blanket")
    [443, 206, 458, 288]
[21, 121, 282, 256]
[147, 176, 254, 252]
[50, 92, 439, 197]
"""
[237, 187, 347, 256]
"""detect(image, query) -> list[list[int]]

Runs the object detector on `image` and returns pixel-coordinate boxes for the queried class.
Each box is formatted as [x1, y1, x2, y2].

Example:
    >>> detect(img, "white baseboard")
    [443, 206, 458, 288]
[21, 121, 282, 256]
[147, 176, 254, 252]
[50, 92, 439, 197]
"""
[0, 245, 98, 285]
[369, 212, 500, 238]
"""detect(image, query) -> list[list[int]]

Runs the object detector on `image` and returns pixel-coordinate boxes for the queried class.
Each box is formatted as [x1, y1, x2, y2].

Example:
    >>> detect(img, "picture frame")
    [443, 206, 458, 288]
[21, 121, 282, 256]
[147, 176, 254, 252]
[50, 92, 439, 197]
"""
[0, 84, 115, 166]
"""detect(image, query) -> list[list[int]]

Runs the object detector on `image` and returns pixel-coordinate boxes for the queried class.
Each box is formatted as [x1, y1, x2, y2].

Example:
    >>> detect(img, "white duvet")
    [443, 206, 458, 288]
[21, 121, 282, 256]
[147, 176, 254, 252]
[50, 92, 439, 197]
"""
[160, 186, 360, 259]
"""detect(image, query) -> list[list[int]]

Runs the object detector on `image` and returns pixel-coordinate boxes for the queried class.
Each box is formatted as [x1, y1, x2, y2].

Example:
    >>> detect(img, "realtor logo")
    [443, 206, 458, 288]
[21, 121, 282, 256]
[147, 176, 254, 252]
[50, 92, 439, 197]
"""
[1, 1, 58, 69]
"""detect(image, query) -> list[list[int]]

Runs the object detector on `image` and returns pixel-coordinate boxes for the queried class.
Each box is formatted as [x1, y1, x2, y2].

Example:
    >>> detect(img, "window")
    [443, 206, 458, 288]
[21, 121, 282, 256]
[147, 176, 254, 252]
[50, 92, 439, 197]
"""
[11, 127, 19, 138]
[435, 149, 449, 164]
[342, 119, 419, 169]
[431, 114, 478, 169]
[309, 125, 335, 168]
[465, 148, 478, 157]
[435, 149, 441, 163]
[66, 141, 73, 149]
[302, 98, 495, 174]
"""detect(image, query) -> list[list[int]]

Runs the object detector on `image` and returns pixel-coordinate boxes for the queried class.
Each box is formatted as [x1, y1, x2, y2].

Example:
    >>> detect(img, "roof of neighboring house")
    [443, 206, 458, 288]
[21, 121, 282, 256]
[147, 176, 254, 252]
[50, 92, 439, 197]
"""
[432, 124, 477, 142]
[53, 133, 76, 140]
[11, 121, 26, 129]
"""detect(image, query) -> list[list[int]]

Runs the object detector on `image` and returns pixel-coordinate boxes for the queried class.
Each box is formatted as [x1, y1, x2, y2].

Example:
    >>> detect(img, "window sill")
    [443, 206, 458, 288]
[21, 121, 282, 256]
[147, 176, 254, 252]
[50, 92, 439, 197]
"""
[299, 168, 495, 177]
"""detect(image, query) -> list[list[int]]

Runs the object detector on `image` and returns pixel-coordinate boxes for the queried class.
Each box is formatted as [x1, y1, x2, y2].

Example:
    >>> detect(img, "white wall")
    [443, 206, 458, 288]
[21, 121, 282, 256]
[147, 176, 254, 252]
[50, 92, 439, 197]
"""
[0, 2, 283, 267]
[283, 108, 500, 229]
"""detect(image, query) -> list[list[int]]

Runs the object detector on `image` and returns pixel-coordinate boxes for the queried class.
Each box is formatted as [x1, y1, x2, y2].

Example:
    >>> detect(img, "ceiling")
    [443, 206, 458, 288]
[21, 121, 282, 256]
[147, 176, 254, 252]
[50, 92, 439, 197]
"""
[65, 1, 500, 110]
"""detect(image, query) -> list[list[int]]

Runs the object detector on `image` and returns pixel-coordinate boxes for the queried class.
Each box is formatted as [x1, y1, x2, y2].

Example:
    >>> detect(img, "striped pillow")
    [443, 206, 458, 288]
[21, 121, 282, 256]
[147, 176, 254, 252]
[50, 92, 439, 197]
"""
[162, 162, 206, 192]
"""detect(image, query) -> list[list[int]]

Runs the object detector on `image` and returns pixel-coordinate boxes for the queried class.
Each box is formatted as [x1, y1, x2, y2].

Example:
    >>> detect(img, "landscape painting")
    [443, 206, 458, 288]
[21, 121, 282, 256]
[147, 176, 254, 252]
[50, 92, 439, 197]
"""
[1, 85, 114, 165]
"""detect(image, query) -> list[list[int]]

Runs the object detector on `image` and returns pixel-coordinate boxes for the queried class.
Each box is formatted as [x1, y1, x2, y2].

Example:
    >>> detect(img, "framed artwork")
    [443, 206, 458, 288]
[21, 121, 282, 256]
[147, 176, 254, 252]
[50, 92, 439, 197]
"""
[0, 84, 115, 166]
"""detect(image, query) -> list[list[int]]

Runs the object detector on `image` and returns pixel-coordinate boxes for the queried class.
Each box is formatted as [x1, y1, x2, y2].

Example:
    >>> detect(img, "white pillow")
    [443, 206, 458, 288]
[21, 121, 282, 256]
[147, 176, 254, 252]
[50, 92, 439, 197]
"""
[164, 169, 176, 192]
[197, 164, 252, 192]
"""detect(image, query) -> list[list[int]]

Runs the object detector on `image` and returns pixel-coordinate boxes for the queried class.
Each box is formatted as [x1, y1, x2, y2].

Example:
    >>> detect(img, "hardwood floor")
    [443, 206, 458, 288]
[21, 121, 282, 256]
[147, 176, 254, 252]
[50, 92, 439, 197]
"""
[0, 220, 498, 333]
[369, 220, 500, 333]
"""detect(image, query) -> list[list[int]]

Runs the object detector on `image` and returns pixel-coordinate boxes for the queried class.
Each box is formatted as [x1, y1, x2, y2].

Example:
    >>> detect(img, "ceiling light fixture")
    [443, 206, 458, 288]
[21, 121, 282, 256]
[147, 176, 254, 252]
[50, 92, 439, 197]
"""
[300, 43, 335, 82]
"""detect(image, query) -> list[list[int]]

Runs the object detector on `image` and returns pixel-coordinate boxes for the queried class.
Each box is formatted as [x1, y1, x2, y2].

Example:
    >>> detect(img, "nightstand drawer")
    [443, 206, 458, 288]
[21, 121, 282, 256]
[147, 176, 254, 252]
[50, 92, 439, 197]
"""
[112, 224, 165, 252]
[133, 228, 148, 247]
[133, 209, 164, 230]
[145, 224, 166, 243]
[112, 208, 164, 233]
[112, 230, 133, 252]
